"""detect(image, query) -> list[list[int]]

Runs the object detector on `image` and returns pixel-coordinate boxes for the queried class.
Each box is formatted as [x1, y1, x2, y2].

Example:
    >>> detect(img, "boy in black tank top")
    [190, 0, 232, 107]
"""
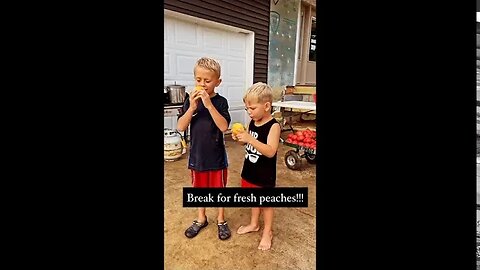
[232, 82, 281, 251]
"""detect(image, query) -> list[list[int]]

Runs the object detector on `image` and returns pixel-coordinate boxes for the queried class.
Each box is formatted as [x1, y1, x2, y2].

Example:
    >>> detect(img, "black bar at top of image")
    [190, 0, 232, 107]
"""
[183, 187, 309, 208]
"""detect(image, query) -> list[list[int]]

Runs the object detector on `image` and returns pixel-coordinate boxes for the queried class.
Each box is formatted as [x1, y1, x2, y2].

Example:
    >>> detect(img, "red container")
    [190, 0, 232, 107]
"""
[313, 94, 316, 103]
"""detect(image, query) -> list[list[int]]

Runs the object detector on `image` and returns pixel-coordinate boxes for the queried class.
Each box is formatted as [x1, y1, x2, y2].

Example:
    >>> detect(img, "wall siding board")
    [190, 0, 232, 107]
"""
[218, 0, 271, 21]
[203, 0, 270, 26]
[164, 0, 270, 83]
[256, 40, 269, 46]
[255, 50, 269, 56]
[237, 0, 271, 10]
[255, 44, 269, 51]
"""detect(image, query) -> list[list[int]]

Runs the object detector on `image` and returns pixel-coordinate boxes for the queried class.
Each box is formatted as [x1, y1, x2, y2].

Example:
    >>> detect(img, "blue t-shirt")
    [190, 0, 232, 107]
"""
[180, 93, 231, 171]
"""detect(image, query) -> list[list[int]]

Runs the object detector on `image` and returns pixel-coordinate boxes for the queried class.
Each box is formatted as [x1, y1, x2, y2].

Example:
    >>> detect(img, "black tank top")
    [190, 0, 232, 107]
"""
[240, 118, 278, 187]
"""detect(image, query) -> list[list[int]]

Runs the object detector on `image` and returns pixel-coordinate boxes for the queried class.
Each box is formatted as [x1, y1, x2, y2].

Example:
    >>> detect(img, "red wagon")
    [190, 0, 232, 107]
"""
[281, 129, 316, 170]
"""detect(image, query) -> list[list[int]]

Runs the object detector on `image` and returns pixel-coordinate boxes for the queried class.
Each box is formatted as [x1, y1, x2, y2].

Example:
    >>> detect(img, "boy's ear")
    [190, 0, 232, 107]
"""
[265, 102, 271, 111]
[216, 78, 222, 87]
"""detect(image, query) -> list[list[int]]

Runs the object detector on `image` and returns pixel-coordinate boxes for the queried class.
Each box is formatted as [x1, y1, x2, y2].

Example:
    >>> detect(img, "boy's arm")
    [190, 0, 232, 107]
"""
[203, 97, 230, 133]
[177, 99, 194, 132]
[206, 106, 229, 132]
[177, 107, 196, 132]
[245, 123, 281, 158]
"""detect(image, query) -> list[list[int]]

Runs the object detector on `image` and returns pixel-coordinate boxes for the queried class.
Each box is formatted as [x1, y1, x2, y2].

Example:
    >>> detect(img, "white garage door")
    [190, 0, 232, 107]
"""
[164, 11, 253, 131]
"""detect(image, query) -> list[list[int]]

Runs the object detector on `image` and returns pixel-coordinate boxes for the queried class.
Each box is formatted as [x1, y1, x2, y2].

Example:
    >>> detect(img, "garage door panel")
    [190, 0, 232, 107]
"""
[228, 34, 247, 57]
[174, 21, 199, 47]
[203, 29, 227, 52]
[228, 33, 245, 47]
[164, 53, 171, 75]
[176, 55, 198, 76]
[226, 85, 245, 103]
[227, 60, 246, 79]
[164, 18, 174, 43]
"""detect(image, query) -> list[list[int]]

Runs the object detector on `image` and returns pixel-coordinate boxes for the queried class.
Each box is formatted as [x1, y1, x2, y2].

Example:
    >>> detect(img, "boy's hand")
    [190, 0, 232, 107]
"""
[189, 89, 202, 111]
[196, 90, 213, 109]
[235, 131, 253, 144]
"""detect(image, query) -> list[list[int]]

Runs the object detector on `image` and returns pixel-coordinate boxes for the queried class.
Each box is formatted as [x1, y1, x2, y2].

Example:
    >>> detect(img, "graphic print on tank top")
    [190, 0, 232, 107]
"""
[245, 130, 262, 163]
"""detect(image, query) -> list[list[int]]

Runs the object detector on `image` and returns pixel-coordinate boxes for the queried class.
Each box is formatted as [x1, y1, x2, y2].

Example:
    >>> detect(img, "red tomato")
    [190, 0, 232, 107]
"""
[312, 145, 316, 149]
[292, 140, 298, 145]
[287, 133, 294, 139]
[292, 135, 297, 140]
[305, 138, 311, 143]
[297, 135, 304, 142]
[295, 131, 303, 136]
[304, 143, 310, 148]
[298, 142, 304, 147]
[285, 138, 292, 143]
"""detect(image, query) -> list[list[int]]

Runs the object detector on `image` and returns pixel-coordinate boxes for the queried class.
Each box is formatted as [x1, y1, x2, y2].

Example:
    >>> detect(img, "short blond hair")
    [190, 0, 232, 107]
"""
[243, 82, 273, 104]
[194, 57, 221, 78]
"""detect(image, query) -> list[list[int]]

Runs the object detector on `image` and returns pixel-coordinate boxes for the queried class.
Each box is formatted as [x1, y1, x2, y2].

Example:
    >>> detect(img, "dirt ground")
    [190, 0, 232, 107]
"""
[164, 133, 316, 270]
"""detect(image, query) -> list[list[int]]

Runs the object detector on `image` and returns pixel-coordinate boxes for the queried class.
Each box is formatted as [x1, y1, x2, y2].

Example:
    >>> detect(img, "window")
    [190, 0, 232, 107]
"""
[309, 16, 316, 62]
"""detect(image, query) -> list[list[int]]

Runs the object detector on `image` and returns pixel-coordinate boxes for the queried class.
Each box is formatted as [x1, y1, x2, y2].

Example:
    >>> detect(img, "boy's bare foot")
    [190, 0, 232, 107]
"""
[258, 230, 273, 250]
[236, 224, 259, 235]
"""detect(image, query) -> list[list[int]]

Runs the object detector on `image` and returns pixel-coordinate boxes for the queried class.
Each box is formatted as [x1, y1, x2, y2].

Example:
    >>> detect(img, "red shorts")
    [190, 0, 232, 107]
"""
[191, 169, 228, 188]
[241, 178, 262, 188]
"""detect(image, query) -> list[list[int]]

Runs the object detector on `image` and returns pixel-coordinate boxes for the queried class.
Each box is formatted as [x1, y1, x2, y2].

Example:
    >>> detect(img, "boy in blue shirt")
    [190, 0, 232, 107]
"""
[177, 57, 232, 240]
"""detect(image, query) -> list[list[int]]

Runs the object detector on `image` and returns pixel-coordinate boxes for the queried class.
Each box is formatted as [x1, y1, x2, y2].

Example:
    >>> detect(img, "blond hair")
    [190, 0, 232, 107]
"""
[243, 82, 273, 104]
[194, 57, 221, 78]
